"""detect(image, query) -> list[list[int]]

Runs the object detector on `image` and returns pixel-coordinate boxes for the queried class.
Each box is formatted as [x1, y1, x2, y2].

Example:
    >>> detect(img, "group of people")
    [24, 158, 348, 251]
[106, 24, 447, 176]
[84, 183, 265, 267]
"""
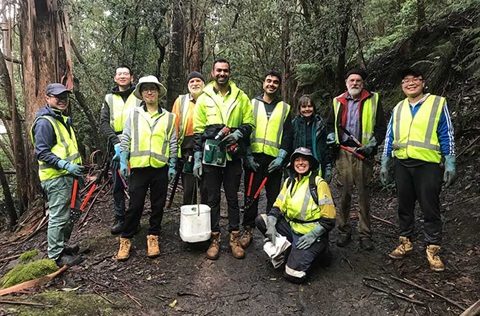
[31, 59, 456, 283]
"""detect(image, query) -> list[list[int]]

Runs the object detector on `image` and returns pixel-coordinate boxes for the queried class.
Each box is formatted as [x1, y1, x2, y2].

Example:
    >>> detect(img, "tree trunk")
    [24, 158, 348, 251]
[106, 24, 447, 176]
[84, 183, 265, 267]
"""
[0, 161, 17, 228]
[281, 0, 294, 105]
[186, 0, 206, 72]
[335, 4, 352, 94]
[416, 0, 426, 30]
[166, 0, 185, 110]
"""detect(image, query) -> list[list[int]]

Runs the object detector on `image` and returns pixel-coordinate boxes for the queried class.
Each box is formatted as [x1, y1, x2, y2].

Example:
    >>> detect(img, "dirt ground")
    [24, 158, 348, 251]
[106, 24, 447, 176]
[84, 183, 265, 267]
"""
[0, 152, 479, 316]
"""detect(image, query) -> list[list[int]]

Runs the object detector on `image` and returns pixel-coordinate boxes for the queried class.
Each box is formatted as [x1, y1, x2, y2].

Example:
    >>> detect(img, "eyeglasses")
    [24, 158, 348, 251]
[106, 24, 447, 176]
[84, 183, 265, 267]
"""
[401, 78, 424, 85]
[141, 87, 158, 93]
[48, 94, 69, 100]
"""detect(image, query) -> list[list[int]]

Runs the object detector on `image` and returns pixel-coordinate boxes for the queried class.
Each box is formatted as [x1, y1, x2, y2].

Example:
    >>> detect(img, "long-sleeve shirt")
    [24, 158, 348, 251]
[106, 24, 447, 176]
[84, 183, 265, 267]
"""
[383, 93, 455, 158]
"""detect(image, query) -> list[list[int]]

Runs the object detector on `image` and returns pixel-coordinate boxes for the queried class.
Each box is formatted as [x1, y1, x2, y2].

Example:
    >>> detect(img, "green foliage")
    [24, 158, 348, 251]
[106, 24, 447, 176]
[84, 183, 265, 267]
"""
[19, 249, 40, 263]
[0, 258, 57, 288]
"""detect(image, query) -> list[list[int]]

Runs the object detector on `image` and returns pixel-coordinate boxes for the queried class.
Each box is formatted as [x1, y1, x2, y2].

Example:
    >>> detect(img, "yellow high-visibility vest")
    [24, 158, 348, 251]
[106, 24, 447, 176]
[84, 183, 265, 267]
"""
[129, 107, 175, 168]
[333, 92, 379, 144]
[31, 115, 82, 181]
[392, 95, 444, 163]
[250, 99, 290, 157]
[106, 93, 141, 133]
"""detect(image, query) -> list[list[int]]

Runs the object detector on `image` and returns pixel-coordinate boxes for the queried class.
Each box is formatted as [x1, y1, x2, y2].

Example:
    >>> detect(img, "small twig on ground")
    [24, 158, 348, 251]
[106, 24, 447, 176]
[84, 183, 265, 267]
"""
[0, 299, 54, 307]
[121, 290, 142, 307]
[457, 135, 480, 158]
[177, 291, 200, 297]
[372, 215, 395, 226]
[0, 254, 21, 263]
[338, 250, 354, 271]
[390, 276, 467, 310]
[93, 289, 114, 305]
[203, 305, 217, 316]
[362, 278, 425, 306]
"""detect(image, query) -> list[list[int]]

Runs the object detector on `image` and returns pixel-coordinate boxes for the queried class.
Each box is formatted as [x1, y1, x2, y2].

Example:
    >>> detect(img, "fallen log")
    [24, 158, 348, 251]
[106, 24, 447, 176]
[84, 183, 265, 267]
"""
[460, 299, 480, 316]
[0, 265, 68, 296]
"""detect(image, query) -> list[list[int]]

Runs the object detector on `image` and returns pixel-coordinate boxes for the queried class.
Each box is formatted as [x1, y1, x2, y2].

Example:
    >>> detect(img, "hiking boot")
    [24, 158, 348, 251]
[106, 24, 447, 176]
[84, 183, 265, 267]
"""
[360, 238, 374, 251]
[147, 235, 160, 258]
[63, 244, 80, 255]
[240, 226, 254, 248]
[117, 237, 131, 261]
[111, 218, 125, 235]
[426, 245, 445, 272]
[336, 234, 351, 247]
[206, 232, 221, 260]
[55, 253, 83, 267]
[389, 236, 413, 259]
[229, 230, 245, 259]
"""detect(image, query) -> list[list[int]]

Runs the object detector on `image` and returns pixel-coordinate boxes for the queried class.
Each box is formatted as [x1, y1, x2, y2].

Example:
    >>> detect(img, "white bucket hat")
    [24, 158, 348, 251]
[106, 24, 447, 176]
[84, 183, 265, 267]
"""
[133, 75, 167, 99]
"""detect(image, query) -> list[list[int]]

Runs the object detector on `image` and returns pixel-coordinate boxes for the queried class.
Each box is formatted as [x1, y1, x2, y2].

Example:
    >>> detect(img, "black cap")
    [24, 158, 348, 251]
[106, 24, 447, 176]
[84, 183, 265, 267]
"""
[400, 67, 424, 80]
[187, 71, 205, 83]
[345, 68, 368, 80]
[45, 83, 71, 96]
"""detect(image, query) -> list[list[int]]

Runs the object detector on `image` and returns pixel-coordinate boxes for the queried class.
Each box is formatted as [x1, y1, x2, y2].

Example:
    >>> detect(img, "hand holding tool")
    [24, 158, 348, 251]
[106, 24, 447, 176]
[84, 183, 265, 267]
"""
[193, 151, 203, 180]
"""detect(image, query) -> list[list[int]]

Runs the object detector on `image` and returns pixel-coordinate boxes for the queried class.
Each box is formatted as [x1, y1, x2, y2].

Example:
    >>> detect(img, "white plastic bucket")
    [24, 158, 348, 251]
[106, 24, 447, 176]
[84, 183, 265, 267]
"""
[179, 204, 211, 243]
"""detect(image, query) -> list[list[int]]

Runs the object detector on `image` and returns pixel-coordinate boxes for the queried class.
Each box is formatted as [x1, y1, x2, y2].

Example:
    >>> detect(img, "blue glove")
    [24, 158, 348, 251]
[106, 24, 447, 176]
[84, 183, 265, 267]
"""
[356, 137, 377, 157]
[244, 155, 259, 172]
[57, 159, 84, 177]
[120, 151, 130, 180]
[323, 164, 332, 183]
[296, 224, 326, 250]
[221, 129, 243, 147]
[168, 158, 177, 182]
[268, 149, 288, 173]
[112, 143, 121, 162]
[193, 151, 203, 180]
[380, 156, 391, 186]
[326, 132, 336, 146]
[265, 215, 278, 245]
[443, 155, 456, 187]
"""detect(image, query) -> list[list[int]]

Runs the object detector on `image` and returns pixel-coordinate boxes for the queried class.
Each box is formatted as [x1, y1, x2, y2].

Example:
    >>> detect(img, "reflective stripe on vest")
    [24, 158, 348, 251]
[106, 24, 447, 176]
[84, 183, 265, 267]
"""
[129, 108, 175, 168]
[31, 116, 82, 181]
[278, 175, 334, 235]
[333, 92, 378, 144]
[250, 99, 290, 157]
[106, 93, 141, 133]
[177, 94, 190, 144]
[392, 95, 444, 163]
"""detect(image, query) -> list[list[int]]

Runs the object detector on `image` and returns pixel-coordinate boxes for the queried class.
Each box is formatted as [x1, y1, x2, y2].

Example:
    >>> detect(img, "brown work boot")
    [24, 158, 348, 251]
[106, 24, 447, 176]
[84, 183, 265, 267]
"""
[229, 230, 245, 259]
[240, 226, 253, 248]
[389, 236, 413, 259]
[147, 235, 160, 258]
[426, 245, 445, 272]
[206, 232, 221, 260]
[117, 237, 131, 261]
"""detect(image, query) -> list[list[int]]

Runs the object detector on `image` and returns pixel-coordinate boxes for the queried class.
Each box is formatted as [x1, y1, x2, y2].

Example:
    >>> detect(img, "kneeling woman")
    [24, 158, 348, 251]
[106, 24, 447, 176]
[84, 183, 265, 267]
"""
[255, 147, 336, 283]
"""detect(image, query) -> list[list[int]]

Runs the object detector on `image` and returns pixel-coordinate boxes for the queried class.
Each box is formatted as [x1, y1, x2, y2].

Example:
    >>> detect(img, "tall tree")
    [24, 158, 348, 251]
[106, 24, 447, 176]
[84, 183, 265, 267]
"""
[166, 0, 185, 109]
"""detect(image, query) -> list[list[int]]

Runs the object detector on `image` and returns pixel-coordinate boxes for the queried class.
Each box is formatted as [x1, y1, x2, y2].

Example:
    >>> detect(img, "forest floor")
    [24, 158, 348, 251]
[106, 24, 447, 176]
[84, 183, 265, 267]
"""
[0, 147, 479, 315]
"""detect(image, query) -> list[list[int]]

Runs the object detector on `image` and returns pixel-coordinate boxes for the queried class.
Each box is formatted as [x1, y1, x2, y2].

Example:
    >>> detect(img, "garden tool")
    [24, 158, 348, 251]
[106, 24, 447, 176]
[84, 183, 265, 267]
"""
[70, 178, 81, 221]
[338, 125, 363, 148]
[244, 171, 268, 211]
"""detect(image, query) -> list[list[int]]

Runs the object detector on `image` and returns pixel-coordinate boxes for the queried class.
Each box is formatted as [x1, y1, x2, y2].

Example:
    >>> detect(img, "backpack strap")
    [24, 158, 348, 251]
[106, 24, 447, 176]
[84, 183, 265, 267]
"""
[309, 175, 319, 206]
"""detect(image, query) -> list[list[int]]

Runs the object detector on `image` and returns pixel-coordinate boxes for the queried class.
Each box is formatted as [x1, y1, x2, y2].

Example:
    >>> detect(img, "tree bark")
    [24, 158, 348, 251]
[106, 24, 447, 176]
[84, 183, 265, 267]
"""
[166, 0, 185, 110]
[335, 4, 352, 94]
[0, 161, 17, 228]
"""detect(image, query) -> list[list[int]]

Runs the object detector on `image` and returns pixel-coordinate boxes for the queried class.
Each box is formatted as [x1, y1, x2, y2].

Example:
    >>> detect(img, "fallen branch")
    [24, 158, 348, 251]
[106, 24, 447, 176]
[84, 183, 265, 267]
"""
[0, 254, 21, 263]
[121, 290, 142, 307]
[460, 299, 480, 316]
[457, 135, 480, 158]
[338, 250, 354, 271]
[390, 276, 467, 310]
[372, 215, 395, 226]
[0, 265, 68, 296]
[0, 299, 53, 307]
[362, 278, 425, 306]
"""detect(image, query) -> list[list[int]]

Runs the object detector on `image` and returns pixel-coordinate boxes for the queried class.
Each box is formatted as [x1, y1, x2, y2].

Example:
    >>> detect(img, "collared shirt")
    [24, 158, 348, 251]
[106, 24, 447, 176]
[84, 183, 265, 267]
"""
[341, 94, 361, 143]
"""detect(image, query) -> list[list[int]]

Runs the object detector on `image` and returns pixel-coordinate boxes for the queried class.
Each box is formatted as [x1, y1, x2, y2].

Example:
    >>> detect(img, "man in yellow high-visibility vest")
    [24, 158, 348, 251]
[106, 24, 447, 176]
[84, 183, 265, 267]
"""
[380, 68, 456, 272]
[99, 65, 141, 235]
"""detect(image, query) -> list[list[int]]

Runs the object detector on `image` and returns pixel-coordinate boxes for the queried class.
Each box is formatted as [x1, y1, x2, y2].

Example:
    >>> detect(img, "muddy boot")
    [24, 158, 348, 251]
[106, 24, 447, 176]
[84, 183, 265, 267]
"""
[426, 245, 445, 272]
[240, 226, 253, 248]
[206, 232, 221, 260]
[336, 234, 351, 247]
[229, 230, 245, 259]
[147, 235, 160, 258]
[117, 237, 131, 261]
[389, 236, 413, 259]
[111, 218, 125, 235]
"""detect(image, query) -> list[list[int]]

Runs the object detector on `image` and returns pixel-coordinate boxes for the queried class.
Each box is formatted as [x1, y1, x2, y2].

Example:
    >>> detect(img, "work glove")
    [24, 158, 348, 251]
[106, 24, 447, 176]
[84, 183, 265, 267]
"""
[356, 137, 377, 157]
[380, 156, 391, 186]
[265, 215, 278, 245]
[221, 129, 243, 147]
[323, 164, 333, 183]
[120, 151, 130, 180]
[296, 224, 326, 250]
[326, 132, 336, 146]
[57, 159, 84, 177]
[244, 155, 259, 172]
[268, 149, 288, 173]
[168, 157, 177, 183]
[112, 143, 121, 162]
[193, 151, 203, 180]
[443, 155, 456, 187]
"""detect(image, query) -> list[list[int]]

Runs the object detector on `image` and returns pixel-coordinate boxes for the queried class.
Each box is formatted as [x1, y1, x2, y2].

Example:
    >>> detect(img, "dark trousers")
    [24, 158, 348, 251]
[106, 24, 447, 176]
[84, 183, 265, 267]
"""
[122, 166, 168, 238]
[243, 153, 283, 227]
[203, 159, 242, 232]
[111, 161, 126, 220]
[255, 214, 330, 280]
[394, 159, 443, 245]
